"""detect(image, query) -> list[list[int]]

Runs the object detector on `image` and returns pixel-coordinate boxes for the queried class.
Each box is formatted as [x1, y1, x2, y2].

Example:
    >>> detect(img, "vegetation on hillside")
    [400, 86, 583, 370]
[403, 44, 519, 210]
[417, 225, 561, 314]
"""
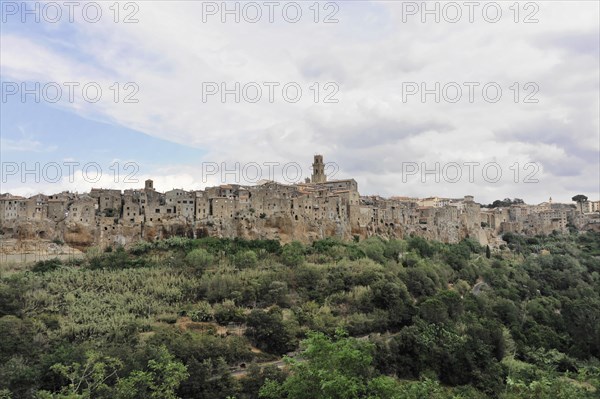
[1, 232, 599, 398]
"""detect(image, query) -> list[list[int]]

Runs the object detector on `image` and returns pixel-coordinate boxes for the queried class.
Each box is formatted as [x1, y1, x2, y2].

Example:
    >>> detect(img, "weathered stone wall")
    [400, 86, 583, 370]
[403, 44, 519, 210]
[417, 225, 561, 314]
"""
[1, 179, 597, 252]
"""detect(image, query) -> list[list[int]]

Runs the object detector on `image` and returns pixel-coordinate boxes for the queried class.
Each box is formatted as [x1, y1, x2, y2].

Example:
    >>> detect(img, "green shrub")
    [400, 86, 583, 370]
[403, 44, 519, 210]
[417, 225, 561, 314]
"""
[185, 248, 214, 270]
[189, 301, 214, 322]
[281, 241, 305, 267]
[31, 258, 62, 273]
[233, 250, 258, 269]
[130, 240, 154, 255]
[213, 300, 245, 325]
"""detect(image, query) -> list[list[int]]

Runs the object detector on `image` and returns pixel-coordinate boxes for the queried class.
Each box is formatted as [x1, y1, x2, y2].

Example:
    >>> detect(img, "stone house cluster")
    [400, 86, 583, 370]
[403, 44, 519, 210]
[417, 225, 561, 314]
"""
[1, 156, 598, 248]
[479, 197, 599, 237]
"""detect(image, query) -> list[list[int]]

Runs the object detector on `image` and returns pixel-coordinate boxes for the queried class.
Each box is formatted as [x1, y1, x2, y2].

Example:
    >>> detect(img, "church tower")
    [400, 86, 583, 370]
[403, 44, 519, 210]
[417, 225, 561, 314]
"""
[145, 179, 154, 191]
[311, 155, 326, 183]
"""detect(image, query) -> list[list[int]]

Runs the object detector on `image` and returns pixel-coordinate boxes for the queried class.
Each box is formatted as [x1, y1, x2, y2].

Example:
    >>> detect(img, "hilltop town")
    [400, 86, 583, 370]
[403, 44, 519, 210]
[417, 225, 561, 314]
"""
[1, 156, 599, 256]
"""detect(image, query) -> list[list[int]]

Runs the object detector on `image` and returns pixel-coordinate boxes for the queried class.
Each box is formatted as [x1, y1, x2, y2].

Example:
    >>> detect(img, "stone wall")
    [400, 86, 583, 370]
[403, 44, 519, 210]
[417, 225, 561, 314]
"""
[1, 174, 598, 251]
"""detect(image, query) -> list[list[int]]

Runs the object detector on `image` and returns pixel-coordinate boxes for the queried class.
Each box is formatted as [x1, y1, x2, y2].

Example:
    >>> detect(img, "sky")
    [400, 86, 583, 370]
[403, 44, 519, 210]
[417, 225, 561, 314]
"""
[1, 0, 599, 204]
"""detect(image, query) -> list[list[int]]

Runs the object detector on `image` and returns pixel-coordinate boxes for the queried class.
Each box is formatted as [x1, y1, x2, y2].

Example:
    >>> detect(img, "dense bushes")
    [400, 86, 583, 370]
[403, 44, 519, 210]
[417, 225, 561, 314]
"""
[1, 233, 599, 398]
[32, 258, 63, 274]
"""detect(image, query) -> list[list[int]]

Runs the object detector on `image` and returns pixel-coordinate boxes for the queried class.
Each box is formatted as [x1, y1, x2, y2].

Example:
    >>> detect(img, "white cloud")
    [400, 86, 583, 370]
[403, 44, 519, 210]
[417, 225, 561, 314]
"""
[1, 137, 56, 152]
[0, 126, 57, 152]
[1, 1, 598, 203]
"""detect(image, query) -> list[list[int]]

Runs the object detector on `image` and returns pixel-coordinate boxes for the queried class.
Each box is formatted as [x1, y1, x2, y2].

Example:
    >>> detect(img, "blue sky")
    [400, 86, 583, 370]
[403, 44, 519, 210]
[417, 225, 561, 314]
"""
[1, 94, 205, 164]
[0, 2, 205, 159]
[1, 1, 599, 202]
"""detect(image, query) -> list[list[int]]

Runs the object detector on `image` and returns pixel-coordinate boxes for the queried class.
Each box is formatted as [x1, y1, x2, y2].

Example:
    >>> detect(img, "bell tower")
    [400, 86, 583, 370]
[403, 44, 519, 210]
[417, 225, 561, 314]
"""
[311, 155, 326, 184]
[145, 179, 154, 191]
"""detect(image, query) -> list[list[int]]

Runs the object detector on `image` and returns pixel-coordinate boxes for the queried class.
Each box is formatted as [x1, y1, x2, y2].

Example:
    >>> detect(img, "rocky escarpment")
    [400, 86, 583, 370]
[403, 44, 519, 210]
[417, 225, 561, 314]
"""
[1, 207, 494, 254]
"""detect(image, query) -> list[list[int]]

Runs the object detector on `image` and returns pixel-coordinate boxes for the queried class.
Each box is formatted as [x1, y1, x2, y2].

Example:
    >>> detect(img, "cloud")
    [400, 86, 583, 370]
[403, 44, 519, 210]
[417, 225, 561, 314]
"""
[0, 125, 58, 152]
[1, 1, 598, 203]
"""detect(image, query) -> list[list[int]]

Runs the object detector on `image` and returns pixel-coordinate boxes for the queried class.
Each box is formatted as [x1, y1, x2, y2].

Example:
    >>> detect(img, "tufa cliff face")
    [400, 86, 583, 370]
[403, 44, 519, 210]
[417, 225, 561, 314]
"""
[1, 199, 493, 253]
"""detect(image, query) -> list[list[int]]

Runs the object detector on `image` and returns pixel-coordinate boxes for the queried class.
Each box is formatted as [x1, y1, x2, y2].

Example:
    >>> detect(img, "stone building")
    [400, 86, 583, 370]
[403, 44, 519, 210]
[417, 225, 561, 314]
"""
[1, 155, 597, 249]
[67, 195, 97, 224]
[122, 190, 143, 224]
[584, 200, 600, 214]
[90, 188, 122, 217]
[0, 194, 27, 222]
[165, 189, 195, 219]
[311, 154, 326, 183]
[25, 194, 48, 220]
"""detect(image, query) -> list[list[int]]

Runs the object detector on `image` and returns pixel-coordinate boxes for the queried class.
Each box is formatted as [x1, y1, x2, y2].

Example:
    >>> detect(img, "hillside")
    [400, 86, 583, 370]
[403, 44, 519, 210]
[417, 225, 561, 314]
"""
[1, 232, 599, 398]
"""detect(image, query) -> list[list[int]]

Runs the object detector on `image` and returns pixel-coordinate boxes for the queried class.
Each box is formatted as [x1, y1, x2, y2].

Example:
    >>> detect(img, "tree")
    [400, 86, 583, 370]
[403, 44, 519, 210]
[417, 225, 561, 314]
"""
[188, 301, 214, 322]
[39, 347, 188, 399]
[407, 236, 434, 258]
[383, 239, 405, 261]
[486, 245, 491, 259]
[239, 363, 286, 399]
[233, 250, 258, 269]
[0, 316, 37, 363]
[0, 355, 39, 398]
[281, 242, 305, 267]
[115, 346, 188, 399]
[259, 330, 401, 399]
[0, 278, 26, 318]
[371, 280, 413, 328]
[358, 237, 386, 263]
[246, 308, 297, 355]
[213, 300, 245, 325]
[419, 298, 449, 324]
[572, 194, 588, 213]
[48, 351, 123, 398]
[562, 297, 600, 358]
[32, 258, 63, 273]
[185, 248, 214, 270]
